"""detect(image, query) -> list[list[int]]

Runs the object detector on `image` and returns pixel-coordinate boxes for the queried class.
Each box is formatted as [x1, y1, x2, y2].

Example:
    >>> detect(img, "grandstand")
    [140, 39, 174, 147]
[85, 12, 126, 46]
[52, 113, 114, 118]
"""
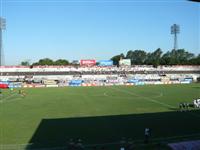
[0, 65, 199, 88]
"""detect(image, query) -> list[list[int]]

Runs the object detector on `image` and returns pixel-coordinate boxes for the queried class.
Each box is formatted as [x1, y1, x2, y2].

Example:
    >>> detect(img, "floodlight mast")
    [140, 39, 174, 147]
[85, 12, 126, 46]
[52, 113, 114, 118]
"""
[0, 17, 6, 66]
[171, 24, 180, 50]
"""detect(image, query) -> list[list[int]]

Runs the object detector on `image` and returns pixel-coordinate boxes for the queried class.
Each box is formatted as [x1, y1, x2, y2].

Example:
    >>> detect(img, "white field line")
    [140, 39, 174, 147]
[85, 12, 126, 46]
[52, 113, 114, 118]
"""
[109, 86, 175, 109]
[0, 93, 18, 101]
[103, 92, 108, 97]
[0, 93, 17, 100]
[0, 93, 22, 104]
[0, 97, 22, 104]
[91, 92, 136, 99]
[152, 92, 163, 98]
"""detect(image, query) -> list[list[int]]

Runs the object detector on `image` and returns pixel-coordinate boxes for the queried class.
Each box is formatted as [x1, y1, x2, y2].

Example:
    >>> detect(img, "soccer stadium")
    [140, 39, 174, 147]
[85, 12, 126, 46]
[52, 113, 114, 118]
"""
[0, 1, 200, 150]
[1, 63, 200, 150]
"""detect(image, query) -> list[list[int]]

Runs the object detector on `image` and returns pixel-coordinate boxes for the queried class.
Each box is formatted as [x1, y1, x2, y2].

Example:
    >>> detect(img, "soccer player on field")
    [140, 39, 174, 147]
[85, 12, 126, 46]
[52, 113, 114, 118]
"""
[179, 103, 183, 112]
[19, 89, 26, 97]
[0, 89, 2, 96]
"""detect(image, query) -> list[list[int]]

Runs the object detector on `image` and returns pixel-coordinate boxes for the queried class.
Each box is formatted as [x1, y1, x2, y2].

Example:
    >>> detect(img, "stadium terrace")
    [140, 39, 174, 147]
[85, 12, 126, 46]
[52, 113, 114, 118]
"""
[0, 65, 199, 88]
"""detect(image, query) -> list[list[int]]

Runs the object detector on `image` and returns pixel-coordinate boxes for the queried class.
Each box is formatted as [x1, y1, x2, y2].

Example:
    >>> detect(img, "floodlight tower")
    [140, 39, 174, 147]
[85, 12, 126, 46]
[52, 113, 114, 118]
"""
[0, 17, 6, 66]
[171, 24, 180, 50]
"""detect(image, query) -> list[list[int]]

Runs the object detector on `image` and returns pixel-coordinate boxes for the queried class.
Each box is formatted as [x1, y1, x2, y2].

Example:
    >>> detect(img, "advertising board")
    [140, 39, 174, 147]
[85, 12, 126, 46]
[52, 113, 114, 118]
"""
[80, 60, 96, 66]
[98, 60, 113, 66]
[119, 59, 131, 66]
[69, 80, 83, 86]
[0, 83, 9, 89]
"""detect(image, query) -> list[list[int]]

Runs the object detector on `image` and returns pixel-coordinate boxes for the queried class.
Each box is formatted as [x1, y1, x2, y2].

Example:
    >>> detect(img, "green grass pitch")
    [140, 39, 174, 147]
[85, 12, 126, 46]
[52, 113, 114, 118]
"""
[0, 84, 200, 149]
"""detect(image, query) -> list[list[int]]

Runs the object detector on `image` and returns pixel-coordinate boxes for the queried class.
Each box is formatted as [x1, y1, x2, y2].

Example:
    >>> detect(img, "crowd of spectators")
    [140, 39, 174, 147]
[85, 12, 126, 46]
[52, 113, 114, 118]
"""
[0, 65, 199, 85]
[0, 65, 200, 73]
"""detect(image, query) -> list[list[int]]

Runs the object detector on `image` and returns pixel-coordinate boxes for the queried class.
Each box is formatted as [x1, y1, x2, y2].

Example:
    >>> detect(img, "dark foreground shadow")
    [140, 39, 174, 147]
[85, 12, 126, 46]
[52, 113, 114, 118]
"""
[27, 110, 200, 149]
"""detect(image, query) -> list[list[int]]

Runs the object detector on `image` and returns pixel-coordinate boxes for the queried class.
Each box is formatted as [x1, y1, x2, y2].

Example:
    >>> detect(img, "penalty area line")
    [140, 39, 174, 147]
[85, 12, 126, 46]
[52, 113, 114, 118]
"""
[109, 87, 175, 109]
[0, 93, 22, 104]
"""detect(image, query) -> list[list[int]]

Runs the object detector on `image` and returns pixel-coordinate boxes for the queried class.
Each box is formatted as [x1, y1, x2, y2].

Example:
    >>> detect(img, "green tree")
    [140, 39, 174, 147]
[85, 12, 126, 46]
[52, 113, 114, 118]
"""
[160, 51, 171, 65]
[111, 53, 125, 66]
[126, 50, 147, 65]
[160, 49, 195, 65]
[32, 58, 54, 66]
[145, 48, 162, 67]
[189, 54, 200, 65]
[39, 58, 54, 65]
[54, 59, 69, 65]
[173, 49, 194, 64]
[21, 60, 30, 66]
[32, 62, 39, 66]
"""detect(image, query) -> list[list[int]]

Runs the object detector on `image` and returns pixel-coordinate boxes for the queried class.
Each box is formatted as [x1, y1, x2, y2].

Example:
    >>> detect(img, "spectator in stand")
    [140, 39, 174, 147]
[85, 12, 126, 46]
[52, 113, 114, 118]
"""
[76, 139, 84, 150]
[67, 138, 75, 150]
[120, 137, 126, 150]
[126, 138, 134, 150]
[120, 147, 125, 150]
[92, 146, 97, 150]
[144, 128, 151, 144]
[100, 146, 106, 150]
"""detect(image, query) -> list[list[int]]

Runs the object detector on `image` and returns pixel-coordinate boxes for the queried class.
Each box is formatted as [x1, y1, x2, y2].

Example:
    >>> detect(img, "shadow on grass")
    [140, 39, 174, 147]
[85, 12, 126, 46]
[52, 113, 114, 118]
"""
[27, 110, 200, 149]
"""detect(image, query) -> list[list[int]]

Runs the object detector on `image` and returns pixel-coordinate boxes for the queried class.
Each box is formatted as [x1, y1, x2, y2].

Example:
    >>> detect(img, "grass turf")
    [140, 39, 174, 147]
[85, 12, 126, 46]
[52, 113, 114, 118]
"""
[0, 84, 200, 149]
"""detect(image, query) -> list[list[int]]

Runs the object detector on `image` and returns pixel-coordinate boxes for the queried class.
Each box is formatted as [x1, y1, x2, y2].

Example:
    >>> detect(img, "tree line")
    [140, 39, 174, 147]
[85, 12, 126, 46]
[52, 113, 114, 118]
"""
[111, 49, 200, 66]
[21, 58, 69, 66]
[21, 49, 200, 66]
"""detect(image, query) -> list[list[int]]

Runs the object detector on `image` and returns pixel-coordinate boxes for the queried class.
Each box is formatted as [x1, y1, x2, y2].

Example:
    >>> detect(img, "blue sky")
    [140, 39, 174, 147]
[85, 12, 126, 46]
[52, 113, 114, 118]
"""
[0, 0, 199, 65]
